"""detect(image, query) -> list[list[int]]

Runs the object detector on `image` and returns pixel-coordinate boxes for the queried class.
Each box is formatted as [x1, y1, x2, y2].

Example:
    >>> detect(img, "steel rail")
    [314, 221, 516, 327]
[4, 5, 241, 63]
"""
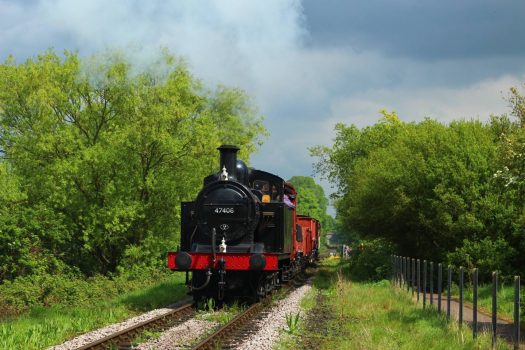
[75, 302, 194, 350]
[191, 301, 265, 350]
[190, 280, 301, 350]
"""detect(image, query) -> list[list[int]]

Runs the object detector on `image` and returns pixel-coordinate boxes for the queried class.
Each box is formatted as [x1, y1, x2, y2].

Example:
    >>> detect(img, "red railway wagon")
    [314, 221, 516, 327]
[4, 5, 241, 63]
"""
[297, 215, 321, 264]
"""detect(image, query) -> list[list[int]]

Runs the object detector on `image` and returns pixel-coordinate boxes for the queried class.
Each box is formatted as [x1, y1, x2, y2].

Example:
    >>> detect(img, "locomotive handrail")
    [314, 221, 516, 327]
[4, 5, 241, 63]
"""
[211, 228, 217, 262]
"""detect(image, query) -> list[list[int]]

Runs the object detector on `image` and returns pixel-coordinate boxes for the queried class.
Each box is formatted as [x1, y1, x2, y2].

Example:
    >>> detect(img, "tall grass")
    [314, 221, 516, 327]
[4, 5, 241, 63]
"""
[0, 273, 187, 350]
[277, 260, 511, 350]
[451, 283, 517, 321]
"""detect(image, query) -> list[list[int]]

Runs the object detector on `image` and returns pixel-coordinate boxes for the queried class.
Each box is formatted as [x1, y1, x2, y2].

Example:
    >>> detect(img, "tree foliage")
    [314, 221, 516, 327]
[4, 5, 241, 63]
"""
[0, 50, 266, 279]
[311, 105, 525, 274]
[287, 176, 334, 231]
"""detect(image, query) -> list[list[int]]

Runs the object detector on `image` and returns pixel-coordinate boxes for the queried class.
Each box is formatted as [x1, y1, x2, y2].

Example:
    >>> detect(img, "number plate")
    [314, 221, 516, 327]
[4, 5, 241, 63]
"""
[214, 207, 235, 214]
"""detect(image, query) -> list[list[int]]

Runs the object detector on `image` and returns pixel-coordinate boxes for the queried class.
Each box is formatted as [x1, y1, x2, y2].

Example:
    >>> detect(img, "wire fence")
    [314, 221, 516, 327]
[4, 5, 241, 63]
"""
[391, 255, 521, 349]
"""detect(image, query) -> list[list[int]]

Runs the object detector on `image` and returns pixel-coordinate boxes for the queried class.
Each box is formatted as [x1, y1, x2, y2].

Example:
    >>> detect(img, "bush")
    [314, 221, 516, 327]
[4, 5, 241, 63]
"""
[446, 237, 517, 281]
[349, 238, 395, 281]
[0, 264, 171, 318]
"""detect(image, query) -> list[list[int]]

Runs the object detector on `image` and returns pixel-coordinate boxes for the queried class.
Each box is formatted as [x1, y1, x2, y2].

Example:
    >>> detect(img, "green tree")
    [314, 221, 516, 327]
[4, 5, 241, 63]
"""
[287, 176, 333, 231]
[491, 84, 525, 271]
[0, 50, 266, 276]
[312, 112, 503, 263]
[310, 110, 403, 241]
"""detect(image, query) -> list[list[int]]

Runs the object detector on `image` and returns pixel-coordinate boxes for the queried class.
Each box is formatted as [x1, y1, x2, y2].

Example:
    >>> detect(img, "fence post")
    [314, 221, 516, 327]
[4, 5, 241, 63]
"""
[399, 256, 402, 286]
[417, 259, 421, 303]
[394, 255, 398, 286]
[397, 256, 400, 286]
[397, 256, 400, 287]
[430, 261, 434, 306]
[397, 256, 403, 288]
[447, 265, 451, 321]
[399, 256, 405, 288]
[407, 257, 411, 292]
[406, 257, 410, 291]
[514, 276, 520, 350]
[391, 255, 394, 284]
[412, 258, 415, 296]
[473, 268, 478, 339]
[403, 257, 407, 287]
[492, 271, 497, 349]
[423, 260, 427, 308]
[459, 266, 464, 327]
[406, 257, 409, 288]
[438, 263, 442, 313]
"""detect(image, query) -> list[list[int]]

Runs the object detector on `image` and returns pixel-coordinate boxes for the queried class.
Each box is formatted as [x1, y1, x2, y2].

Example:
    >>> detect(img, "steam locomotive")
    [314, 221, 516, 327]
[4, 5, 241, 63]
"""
[167, 145, 320, 302]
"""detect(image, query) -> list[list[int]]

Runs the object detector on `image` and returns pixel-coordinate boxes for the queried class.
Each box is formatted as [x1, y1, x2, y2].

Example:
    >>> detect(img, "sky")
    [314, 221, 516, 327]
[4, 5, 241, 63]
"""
[2, 0, 525, 211]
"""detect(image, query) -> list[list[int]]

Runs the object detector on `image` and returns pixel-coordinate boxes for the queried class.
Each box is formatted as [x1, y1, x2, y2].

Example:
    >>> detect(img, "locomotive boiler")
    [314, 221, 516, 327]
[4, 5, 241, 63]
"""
[167, 145, 319, 302]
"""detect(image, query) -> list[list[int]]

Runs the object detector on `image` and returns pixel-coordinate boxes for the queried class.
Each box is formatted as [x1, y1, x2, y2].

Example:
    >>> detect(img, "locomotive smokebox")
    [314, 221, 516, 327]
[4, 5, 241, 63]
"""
[218, 145, 239, 180]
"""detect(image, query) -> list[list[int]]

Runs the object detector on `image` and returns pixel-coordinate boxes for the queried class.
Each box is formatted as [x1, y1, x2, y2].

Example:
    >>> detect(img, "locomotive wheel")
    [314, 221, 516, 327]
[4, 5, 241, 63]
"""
[274, 273, 281, 288]
[265, 279, 272, 294]
[255, 275, 266, 301]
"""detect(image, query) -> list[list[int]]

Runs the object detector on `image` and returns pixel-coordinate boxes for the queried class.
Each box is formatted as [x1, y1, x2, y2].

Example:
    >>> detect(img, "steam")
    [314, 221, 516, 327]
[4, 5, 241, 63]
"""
[25, 1, 306, 88]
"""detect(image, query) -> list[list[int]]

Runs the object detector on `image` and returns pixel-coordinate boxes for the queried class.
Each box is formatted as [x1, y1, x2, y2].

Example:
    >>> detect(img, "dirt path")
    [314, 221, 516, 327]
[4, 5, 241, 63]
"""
[297, 292, 336, 349]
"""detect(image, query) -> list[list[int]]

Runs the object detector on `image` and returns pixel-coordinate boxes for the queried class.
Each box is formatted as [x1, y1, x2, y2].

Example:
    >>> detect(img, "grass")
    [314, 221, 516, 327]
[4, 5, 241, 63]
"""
[277, 259, 511, 350]
[401, 267, 522, 321]
[131, 329, 163, 346]
[406, 279, 519, 321]
[454, 283, 517, 321]
[195, 299, 245, 325]
[0, 272, 188, 350]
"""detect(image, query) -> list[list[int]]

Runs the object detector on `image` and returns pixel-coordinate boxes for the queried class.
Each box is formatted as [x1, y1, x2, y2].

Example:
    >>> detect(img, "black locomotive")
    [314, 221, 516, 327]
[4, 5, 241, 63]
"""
[168, 145, 315, 302]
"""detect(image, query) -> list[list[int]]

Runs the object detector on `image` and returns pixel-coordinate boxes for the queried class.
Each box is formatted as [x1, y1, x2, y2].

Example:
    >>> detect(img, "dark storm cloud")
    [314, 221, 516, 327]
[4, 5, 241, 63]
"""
[303, 0, 525, 60]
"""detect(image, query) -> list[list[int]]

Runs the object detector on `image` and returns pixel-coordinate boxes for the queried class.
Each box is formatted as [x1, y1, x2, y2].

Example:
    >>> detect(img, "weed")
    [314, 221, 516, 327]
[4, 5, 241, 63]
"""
[198, 298, 216, 312]
[207, 298, 216, 311]
[285, 312, 300, 334]
[131, 329, 162, 345]
[197, 301, 244, 325]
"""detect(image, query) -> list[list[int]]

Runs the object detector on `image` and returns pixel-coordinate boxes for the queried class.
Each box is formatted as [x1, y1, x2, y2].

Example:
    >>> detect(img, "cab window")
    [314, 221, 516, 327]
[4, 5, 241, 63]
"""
[253, 180, 270, 194]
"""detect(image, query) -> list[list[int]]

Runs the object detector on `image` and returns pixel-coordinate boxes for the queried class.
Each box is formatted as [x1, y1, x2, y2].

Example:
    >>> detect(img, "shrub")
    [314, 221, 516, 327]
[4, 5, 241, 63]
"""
[446, 237, 517, 281]
[0, 264, 171, 318]
[349, 238, 395, 281]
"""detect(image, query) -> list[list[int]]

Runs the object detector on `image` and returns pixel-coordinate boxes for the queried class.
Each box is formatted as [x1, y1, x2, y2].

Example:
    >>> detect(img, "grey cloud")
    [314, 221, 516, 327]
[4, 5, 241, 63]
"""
[303, 0, 525, 60]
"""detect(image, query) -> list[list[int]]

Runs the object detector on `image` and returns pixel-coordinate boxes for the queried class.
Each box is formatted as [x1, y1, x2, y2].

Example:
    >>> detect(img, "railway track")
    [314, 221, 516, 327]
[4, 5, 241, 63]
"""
[71, 269, 314, 350]
[191, 301, 266, 350]
[190, 281, 303, 350]
[75, 302, 195, 350]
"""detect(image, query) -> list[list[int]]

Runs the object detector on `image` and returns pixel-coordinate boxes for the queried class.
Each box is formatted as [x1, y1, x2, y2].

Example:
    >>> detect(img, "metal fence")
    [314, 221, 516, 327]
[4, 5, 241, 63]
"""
[391, 255, 521, 349]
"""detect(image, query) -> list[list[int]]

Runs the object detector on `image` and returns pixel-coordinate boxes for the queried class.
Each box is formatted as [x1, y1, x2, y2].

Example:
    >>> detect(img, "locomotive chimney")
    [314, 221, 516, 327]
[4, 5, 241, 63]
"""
[217, 145, 239, 180]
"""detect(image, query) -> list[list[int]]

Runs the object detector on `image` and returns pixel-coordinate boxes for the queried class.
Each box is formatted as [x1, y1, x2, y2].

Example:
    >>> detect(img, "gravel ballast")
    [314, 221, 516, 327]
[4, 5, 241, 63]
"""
[233, 283, 312, 350]
[47, 282, 313, 350]
[47, 302, 190, 350]
[134, 318, 218, 350]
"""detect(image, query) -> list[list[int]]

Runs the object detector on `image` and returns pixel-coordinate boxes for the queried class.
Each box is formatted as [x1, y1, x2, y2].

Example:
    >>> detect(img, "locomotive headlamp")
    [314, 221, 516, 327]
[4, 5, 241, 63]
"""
[262, 194, 270, 203]
[175, 252, 192, 270]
